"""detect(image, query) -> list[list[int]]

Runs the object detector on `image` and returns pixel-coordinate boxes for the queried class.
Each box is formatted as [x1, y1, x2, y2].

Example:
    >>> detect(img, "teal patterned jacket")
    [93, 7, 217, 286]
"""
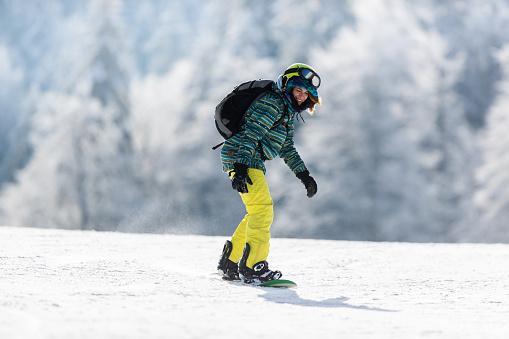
[220, 82, 307, 175]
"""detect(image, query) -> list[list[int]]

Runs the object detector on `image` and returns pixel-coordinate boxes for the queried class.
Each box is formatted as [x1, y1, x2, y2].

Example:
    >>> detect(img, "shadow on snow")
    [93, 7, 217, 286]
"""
[259, 288, 396, 312]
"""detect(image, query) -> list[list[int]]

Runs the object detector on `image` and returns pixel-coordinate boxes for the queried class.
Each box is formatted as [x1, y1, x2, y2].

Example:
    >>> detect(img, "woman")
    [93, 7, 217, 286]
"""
[217, 63, 322, 284]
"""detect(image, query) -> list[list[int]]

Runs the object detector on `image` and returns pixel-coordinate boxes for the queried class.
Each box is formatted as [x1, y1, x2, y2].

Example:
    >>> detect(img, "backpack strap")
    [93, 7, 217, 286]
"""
[212, 142, 224, 150]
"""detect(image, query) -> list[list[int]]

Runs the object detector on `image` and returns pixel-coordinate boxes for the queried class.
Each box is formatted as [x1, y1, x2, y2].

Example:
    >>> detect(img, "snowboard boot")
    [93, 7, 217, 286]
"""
[238, 243, 282, 284]
[217, 240, 240, 281]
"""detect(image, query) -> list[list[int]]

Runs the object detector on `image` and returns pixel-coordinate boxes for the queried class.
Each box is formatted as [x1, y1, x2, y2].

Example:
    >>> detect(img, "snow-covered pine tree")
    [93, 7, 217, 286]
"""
[474, 45, 509, 243]
[427, 0, 509, 130]
[0, 46, 23, 179]
[288, 0, 432, 241]
[0, 0, 65, 186]
[64, 0, 137, 230]
[273, 0, 479, 242]
[0, 0, 138, 230]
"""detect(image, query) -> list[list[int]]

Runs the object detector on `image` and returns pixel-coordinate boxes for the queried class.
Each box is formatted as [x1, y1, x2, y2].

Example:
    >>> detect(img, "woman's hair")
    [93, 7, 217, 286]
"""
[306, 92, 322, 115]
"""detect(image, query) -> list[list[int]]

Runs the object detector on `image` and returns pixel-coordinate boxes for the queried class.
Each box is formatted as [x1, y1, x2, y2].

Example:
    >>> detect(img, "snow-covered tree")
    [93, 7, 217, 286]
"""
[0, 0, 68, 185]
[129, 0, 202, 75]
[0, 0, 138, 230]
[270, 0, 353, 68]
[474, 45, 509, 242]
[271, 0, 428, 241]
[270, 0, 478, 242]
[0, 45, 23, 177]
[426, 0, 509, 129]
[0, 94, 129, 229]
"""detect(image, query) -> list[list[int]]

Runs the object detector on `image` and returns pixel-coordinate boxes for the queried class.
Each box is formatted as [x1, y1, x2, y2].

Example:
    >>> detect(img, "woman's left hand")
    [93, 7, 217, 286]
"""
[296, 170, 317, 198]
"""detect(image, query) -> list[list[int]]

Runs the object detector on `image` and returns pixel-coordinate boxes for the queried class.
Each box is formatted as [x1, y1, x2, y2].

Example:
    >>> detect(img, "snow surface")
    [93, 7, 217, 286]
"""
[1, 226, 508, 339]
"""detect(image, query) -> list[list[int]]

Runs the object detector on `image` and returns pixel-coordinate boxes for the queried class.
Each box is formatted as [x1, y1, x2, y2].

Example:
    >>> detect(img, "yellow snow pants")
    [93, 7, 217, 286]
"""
[228, 168, 273, 269]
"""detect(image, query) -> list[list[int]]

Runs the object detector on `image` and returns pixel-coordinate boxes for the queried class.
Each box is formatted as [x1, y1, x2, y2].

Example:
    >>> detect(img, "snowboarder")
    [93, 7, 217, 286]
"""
[217, 63, 322, 283]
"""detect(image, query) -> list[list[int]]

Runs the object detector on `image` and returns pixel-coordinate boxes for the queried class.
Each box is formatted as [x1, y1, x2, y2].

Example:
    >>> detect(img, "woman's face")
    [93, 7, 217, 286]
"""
[292, 87, 309, 105]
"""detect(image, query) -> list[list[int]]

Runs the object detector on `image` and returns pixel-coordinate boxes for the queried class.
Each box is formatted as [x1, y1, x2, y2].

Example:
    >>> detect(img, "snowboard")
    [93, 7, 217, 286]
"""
[257, 279, 297, 288]
[217, 273, 297, 288]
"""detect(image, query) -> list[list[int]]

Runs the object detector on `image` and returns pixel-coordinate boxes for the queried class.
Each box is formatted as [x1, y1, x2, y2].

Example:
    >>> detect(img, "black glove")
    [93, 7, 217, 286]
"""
[296, 170, 317, 198]
[231, 163, 253, 193]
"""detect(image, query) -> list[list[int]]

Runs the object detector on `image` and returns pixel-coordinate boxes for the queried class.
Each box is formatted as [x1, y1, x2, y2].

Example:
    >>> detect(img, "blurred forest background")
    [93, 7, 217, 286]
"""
[1, 0, 509, 243]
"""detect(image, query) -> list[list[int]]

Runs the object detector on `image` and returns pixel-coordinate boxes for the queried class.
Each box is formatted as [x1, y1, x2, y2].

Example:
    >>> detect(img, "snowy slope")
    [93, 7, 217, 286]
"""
[1, 226, 508, 339]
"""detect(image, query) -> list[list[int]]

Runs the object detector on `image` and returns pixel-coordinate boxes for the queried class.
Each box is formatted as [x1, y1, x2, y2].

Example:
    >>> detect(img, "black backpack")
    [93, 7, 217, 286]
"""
[212, 79, 287, 150]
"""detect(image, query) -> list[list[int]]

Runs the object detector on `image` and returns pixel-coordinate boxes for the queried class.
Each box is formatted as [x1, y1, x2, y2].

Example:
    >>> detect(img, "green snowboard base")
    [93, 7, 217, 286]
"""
[257, 279, 297, 288]
[216, 272, 296, 288]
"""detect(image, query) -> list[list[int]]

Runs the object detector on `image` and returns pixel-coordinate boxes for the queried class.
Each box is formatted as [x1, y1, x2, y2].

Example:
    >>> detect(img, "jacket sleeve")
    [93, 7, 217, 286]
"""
[235, 95, 279, 166]
[279, 122, 307, 174]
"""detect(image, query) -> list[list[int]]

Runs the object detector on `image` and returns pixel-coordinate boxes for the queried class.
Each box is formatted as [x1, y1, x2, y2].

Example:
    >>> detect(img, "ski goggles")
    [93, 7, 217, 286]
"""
[284, 67, 321, 89]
